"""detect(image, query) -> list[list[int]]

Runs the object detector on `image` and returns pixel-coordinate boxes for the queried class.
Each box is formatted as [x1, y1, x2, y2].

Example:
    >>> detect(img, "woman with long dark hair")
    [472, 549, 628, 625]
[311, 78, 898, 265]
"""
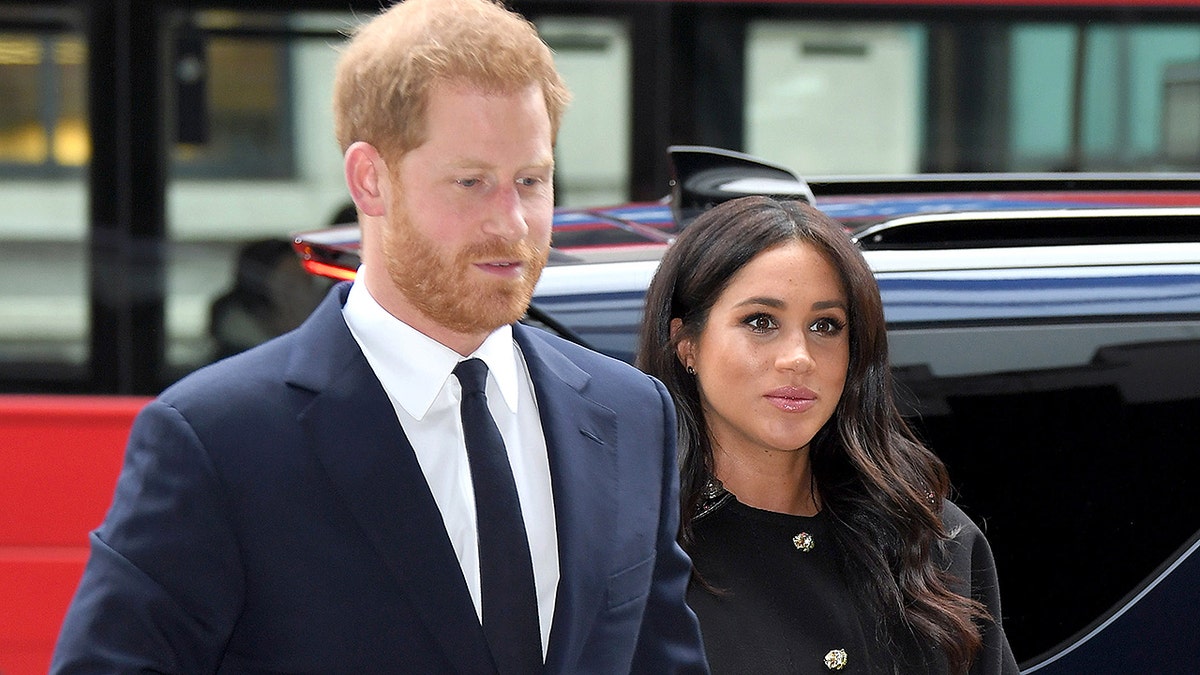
[639, 195, 1017, 673]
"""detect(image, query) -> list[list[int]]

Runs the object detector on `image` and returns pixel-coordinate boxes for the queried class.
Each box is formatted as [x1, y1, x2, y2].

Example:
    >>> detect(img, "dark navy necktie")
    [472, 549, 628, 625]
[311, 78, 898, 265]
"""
[453, 358, 543, 674]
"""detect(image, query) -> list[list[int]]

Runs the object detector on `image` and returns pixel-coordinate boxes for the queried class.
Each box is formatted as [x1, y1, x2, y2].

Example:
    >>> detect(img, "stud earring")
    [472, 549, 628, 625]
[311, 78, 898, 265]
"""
[686, 365, 696, 375]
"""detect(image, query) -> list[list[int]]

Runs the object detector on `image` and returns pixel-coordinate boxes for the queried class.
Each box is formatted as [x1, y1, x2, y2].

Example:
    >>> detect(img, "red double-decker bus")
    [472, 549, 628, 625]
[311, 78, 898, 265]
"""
[2, 0, 1199, 672]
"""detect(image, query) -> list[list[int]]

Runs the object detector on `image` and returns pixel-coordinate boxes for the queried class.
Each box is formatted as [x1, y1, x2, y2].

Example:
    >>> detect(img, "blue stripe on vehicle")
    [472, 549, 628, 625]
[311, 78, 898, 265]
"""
[878, 273, 1200, 321]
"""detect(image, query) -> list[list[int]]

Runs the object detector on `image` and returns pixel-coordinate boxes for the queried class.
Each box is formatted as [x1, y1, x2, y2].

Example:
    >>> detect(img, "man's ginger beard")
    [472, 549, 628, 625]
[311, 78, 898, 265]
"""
[381, 194, 549, 336]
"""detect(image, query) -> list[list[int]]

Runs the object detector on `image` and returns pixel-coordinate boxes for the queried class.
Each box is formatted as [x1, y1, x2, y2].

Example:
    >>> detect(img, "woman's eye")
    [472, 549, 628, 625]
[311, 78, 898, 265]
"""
[810, 317, 846, 335]
[744, 314, 777, 333]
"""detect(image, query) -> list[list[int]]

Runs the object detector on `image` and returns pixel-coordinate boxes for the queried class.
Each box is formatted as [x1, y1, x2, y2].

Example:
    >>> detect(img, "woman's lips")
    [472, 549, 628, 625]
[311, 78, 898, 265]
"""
[764, 386, 817, 413]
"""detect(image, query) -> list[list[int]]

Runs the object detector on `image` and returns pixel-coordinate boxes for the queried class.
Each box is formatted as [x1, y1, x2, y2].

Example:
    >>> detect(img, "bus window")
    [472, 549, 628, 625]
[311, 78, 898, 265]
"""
[1012, 22, 1200, 171]
[163, 11, 348, 372]
[162, 10, 635, 374]
[170, 20, 295, 179]
[537, 16, 632, 208]
[745, 20, 925, 174]
[1163, 60, 1200, 165]
[740, 12, 1200, 176]
[0, 21, 89, 382]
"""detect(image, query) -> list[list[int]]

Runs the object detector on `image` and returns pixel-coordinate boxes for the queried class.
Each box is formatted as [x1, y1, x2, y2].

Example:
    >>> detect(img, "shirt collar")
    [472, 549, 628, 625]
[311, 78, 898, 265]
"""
[342, 269, 521, 420]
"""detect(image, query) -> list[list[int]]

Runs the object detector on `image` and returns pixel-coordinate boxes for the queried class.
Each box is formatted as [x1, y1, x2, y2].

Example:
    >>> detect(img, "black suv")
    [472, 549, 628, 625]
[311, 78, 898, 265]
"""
[296, 147, 1200, 672]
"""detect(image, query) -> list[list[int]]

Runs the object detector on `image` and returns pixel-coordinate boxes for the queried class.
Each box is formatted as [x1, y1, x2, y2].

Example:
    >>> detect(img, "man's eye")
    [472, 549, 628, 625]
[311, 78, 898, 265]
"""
[456, 178, 481, 188]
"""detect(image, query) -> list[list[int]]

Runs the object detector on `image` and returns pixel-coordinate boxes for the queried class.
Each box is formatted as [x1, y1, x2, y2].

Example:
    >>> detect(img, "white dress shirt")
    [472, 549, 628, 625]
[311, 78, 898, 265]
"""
[341, 274, 559, 656]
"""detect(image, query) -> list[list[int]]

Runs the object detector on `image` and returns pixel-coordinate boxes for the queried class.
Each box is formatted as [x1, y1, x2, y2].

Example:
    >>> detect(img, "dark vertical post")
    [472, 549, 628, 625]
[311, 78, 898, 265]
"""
[629, 3, 678, 202]
[690, 5, 744, 153]
[925, 23, 959, 173]
[924, 21, 1011, 172]
[1067, 23, 1088, 171]
[956, 23, 1010, 172]
[87, 0, 165, 394]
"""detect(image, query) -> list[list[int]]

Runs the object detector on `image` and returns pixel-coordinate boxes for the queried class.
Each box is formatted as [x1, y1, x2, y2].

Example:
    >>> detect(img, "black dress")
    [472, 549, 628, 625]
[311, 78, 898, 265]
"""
[687, 495, 1019, 674]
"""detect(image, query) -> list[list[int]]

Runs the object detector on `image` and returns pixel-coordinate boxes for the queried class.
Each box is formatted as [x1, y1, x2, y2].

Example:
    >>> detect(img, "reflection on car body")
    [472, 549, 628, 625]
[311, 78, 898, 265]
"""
[293, 146, 1200, 673]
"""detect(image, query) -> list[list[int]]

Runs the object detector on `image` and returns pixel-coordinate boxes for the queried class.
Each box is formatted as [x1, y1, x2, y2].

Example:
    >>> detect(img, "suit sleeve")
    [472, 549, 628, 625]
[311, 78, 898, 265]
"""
[51, 400, 242, 674]
[627, 376, 710, 673]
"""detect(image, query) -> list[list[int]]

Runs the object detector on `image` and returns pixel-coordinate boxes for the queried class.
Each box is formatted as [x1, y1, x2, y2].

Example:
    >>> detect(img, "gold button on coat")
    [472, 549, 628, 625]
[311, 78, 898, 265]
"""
[824, 648, 847, 670]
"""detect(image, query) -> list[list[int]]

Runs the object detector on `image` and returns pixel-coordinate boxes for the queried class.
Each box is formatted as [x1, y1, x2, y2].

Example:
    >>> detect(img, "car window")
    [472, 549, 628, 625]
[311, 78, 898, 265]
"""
[891, 315, 1200, 659]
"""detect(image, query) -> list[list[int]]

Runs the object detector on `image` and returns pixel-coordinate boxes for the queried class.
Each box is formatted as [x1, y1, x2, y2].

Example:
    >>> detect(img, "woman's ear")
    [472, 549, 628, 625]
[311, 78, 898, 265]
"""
[343, 141, 388, 218]
[670, 318, 694, 371]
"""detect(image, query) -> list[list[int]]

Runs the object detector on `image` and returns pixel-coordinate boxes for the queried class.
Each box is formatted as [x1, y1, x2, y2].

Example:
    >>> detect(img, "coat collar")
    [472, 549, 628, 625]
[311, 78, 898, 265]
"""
[513, 324, 619, 671]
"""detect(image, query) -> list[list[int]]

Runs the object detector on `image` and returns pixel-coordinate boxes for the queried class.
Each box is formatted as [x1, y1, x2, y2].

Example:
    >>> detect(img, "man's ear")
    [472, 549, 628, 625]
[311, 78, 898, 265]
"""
[343, 141, 388, 218]
[670, 318, 694, 370]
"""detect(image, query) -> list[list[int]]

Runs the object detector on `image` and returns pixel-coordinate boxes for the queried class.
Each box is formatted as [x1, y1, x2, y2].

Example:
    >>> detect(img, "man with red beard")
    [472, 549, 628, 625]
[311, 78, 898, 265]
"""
[51, 1, 708, 674]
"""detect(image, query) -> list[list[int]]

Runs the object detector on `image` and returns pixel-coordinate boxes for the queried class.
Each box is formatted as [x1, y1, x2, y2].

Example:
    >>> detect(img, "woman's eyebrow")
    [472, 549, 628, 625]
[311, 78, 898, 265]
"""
[731, 297, 847, 311]
[732, 296, 784, 309]
[813, 299, 848, 311]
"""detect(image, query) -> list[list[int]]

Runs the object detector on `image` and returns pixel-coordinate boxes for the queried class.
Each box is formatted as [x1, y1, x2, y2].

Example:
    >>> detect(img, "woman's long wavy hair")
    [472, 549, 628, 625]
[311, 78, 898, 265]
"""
[637, 196, 988, 673]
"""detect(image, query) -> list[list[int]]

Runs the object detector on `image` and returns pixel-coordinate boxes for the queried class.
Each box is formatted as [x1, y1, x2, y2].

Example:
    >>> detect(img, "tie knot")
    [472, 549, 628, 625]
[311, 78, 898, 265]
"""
[454, 358, 489, 396]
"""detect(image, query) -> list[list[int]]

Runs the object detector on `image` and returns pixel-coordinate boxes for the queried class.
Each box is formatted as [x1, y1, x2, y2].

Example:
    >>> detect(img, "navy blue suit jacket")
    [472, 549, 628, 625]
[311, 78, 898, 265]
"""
[52, 283, 707, 674]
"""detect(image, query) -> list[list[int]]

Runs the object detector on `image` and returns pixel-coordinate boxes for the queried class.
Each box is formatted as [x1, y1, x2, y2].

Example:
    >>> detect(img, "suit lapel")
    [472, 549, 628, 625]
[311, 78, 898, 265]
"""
[515, 325, 618, 672]
[285, 285, 494, 673]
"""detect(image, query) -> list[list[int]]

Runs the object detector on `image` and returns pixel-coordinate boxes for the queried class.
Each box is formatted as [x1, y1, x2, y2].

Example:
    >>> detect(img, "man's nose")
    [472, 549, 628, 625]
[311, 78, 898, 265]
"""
[483, 185, 529, 241]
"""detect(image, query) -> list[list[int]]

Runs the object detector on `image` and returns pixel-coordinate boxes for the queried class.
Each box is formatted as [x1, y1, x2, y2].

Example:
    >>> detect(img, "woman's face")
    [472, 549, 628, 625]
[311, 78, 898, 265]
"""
[676, 241, 850, 459]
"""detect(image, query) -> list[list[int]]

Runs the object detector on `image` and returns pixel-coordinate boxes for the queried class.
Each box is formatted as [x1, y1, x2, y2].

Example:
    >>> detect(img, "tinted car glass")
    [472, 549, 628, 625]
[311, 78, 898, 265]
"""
[880, 255, 1200, 659]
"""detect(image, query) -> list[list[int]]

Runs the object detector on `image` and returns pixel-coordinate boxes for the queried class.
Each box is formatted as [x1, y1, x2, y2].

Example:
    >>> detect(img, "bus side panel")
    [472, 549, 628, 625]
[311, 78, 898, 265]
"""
[0, 395, 148, 675]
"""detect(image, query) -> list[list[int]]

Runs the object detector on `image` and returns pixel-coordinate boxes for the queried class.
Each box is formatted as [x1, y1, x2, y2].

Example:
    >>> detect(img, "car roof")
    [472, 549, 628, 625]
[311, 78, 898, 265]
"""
[293, 147, 1200, 277]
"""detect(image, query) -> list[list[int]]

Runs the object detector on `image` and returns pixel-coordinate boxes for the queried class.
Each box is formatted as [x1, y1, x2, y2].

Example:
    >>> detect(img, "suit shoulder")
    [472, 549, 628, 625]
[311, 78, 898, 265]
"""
[516, 324, 671, 418]
[519, 323, 653, 381]
[157, 332, 296, 415]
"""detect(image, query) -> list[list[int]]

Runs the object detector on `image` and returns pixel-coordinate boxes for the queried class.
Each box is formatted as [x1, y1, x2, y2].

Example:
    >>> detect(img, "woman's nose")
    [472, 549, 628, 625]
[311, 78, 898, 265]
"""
[777, 336, 816, 372]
